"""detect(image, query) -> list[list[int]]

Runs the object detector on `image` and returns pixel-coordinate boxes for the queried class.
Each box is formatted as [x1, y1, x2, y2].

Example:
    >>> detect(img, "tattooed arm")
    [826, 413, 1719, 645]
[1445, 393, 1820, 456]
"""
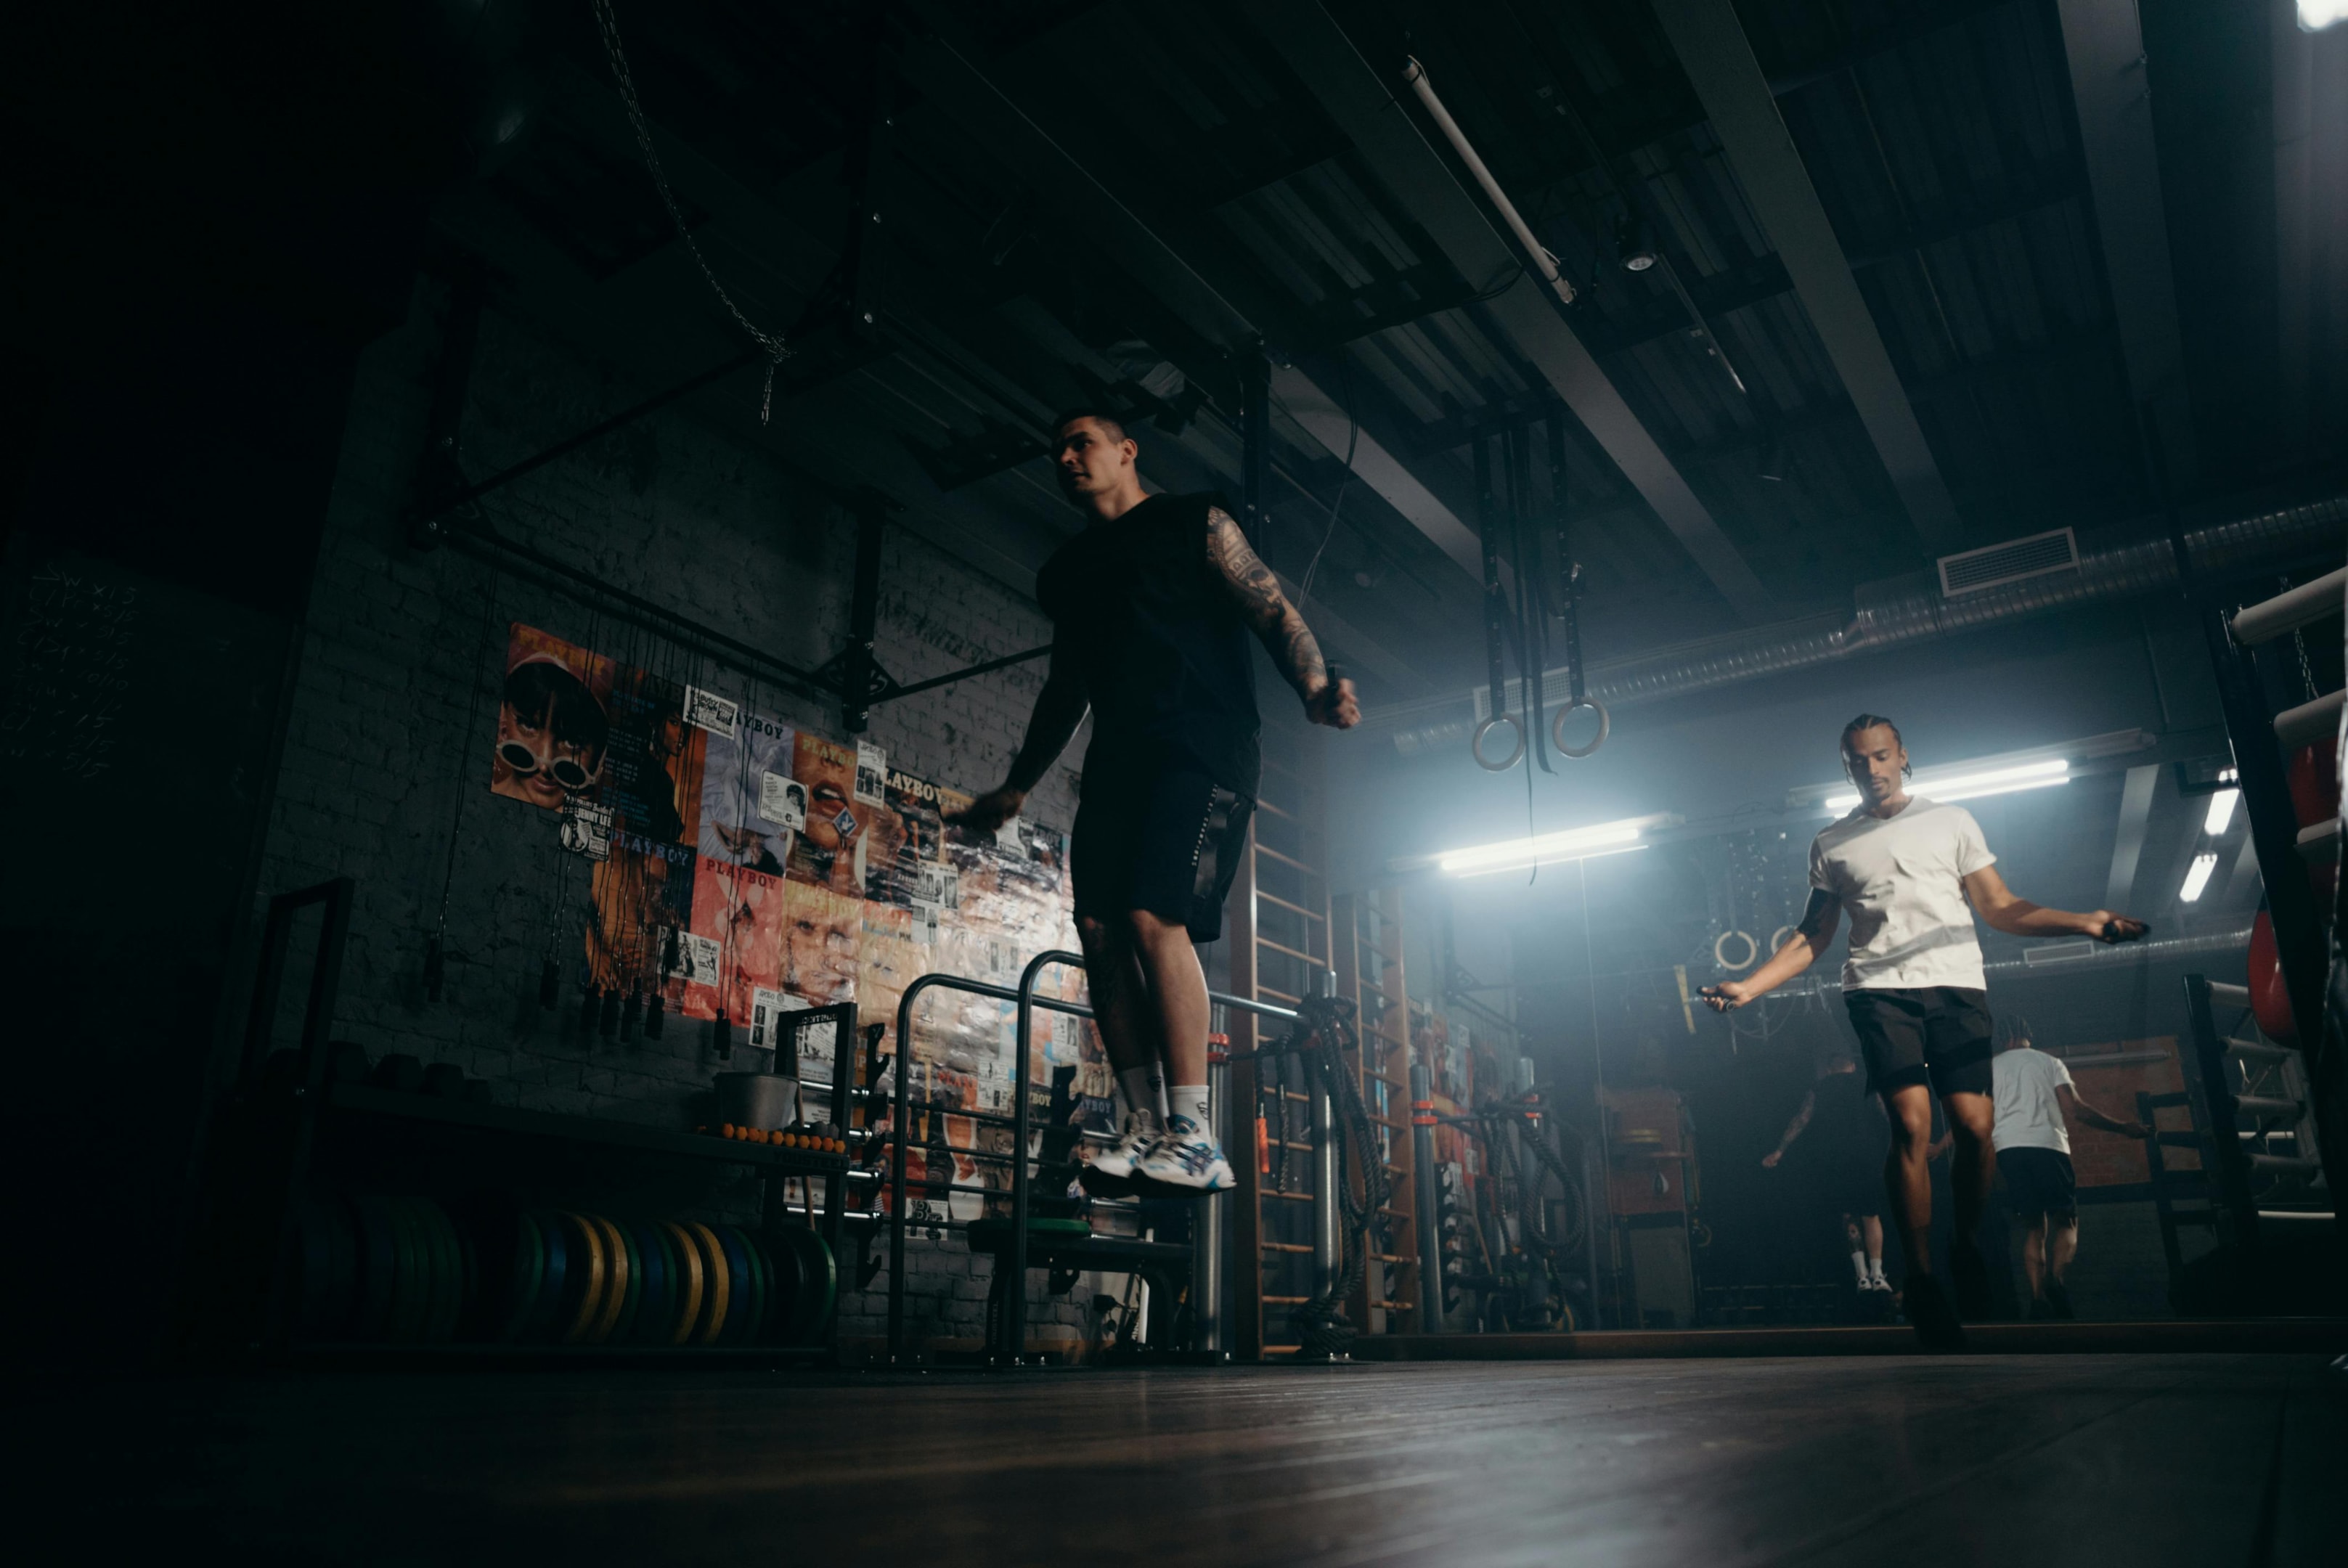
[945, 628, 1088, 833]
[1204, 506, 1360, 729]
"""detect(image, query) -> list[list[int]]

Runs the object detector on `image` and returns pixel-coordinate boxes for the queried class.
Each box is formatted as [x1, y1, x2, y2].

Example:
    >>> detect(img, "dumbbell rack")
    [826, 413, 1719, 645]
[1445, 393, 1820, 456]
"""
[232, 877, 855, 1360]
[2202, 561, 2348, 1223]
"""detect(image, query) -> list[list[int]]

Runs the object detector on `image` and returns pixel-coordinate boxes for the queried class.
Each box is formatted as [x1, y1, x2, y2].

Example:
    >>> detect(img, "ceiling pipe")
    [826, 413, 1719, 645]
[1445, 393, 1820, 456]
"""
[1387, 494, 2348, 755]
[1403, 58, 1576, 308]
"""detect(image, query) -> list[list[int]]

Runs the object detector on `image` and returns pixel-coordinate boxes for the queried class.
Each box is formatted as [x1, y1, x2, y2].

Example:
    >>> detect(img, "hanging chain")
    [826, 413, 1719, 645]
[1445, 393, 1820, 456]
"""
[591, 0, 793, 421]
[2286, 580, 2320, 701]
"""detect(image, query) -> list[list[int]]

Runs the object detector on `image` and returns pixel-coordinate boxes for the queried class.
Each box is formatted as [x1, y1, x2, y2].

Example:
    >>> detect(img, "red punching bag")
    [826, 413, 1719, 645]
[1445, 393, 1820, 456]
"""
[2248, 909, 2296, 1045]
[2287, 743, 2340, 828]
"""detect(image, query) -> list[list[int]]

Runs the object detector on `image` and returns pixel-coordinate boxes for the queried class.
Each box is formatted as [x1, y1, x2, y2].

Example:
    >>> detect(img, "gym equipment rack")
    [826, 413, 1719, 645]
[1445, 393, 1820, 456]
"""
[227, 877, 854, 1362]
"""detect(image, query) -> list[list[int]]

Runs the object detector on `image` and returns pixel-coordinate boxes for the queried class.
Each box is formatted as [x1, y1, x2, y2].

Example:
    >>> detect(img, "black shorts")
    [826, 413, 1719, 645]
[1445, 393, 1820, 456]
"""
[1998, 1146, 2076, 1218]
[1844, 986, 1994, 1098]
[1070, 768, 1254, 943]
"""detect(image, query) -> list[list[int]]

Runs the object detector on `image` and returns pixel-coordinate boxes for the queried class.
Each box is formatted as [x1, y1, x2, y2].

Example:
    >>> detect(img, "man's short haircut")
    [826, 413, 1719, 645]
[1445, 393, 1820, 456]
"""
[1052, 407, 1129, 446]
[1841, 712, 1912, 777]
[1996, 1013, 2035, 1050]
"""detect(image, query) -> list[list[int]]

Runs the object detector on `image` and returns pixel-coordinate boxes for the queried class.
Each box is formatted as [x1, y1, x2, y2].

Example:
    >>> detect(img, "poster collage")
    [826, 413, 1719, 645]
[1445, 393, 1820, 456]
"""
[491, 624, 1114, 1223]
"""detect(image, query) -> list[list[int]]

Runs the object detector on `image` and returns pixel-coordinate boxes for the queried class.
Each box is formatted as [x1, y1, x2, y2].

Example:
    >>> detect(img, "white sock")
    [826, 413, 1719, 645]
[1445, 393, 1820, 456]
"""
[1850, 1249, 1870, 1286]
[1170, 1085, 1212, 1135]
[1868, 1257, 1888, 1286]
[1117, 1067, 1161, 1129]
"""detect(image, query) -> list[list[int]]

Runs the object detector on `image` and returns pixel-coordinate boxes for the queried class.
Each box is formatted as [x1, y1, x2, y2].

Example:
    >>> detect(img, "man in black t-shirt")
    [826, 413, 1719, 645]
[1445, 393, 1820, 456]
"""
[950, 409, 1359, 1191]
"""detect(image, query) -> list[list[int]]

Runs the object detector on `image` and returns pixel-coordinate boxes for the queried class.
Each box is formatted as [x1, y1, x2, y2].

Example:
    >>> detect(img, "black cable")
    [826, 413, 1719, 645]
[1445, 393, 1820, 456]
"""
[1295, 366, 1358, 606]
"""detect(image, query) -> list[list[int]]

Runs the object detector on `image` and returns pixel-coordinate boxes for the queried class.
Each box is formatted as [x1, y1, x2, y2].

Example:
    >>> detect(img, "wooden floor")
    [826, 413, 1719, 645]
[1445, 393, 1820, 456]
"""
[24, 1355, 2347, 1565]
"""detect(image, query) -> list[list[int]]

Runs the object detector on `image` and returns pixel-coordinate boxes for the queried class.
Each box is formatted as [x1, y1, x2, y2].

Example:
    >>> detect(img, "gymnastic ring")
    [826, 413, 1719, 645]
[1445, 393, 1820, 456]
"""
[1470, 715, 1525, 772]
[1713, 929, 1758, 972]
[1549, 698, 1610, 759]
[1770, 926, 1795, 955]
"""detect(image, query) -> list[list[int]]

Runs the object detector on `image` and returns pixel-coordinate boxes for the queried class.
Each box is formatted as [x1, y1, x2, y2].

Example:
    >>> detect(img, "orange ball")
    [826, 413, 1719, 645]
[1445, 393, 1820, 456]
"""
[721, 1122, 737, 1140]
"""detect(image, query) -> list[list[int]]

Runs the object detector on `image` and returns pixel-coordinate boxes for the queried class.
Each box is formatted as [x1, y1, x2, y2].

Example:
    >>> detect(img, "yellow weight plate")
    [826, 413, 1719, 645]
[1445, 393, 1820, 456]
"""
[661, 1220, 704, 1347]
[682, 1221, 730, 1347]
[588, 1214, 630, 1344]
[558, 1211, 606, 1345]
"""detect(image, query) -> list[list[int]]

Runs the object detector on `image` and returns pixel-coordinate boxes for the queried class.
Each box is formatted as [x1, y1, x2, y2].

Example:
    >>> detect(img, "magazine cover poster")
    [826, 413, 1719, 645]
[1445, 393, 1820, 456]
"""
[866, 768, 963, 905]
[491, 624, 614, 810]
[856, 900, 932, 1061]
[784, 733, 876, 896]
[669, 854, 790, 1026]
[584, 833, 698, 997]
[698, 706, 795, 874]
[599, 663, 702, 846]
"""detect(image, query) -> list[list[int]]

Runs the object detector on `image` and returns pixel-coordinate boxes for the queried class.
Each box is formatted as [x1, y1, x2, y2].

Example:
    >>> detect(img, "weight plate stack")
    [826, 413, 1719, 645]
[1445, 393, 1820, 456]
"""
[709, 1225, 751, 1347]
[661, 1221, 704, 1347]
[525, 1209, 571, 1344]
[626, 1220, 671, 1347]
[590, 1215, 633, 1345]
[750, 1230, 797, 1345]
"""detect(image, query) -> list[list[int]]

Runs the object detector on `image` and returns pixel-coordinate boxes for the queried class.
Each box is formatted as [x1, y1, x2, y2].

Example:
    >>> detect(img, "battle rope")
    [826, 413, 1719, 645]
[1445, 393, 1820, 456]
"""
[1267, 995, 1391, 1358]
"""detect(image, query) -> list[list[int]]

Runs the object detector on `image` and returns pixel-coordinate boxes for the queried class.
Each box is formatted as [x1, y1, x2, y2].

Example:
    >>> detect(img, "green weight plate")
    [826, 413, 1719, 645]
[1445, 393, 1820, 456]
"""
[417, 1199, 461, 1344]
[383, 1198, 423, 1344]
[324, 1195, 359, 1340]
[624, 1220, 669, 1347]
[349, 1196, 396, 1342]
[774, 1226, 835, 1346]
[739, 1230, 778, 1345]
[753, 1230, 798, 1346]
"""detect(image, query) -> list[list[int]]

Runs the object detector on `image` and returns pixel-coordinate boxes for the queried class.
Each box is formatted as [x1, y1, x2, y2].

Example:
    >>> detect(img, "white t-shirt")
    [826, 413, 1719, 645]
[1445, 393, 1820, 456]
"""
[1993, 1048, 2075, 1153]
[1809, 797, 1997, 991]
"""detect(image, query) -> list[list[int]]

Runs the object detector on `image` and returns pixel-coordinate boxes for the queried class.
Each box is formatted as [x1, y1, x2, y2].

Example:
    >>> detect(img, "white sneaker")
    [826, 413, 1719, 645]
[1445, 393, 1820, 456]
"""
[1133, 1116, 1234, 1192]
[1088, 1113, 1157, 1181]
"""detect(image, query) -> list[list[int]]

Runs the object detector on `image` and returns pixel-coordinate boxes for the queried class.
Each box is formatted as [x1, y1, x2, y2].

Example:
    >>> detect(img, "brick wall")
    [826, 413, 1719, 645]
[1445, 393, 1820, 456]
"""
[256, 279, 1107, 1349]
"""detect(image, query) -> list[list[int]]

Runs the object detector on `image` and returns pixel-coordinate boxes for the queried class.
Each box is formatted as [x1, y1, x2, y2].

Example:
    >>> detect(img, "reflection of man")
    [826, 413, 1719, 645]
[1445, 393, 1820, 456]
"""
[1993, 1018, 2148, 1320]
[1703, 715, 2145, 1349]
[950, 410, 1359, 1193]
[1763, 1051, 1892, 1296]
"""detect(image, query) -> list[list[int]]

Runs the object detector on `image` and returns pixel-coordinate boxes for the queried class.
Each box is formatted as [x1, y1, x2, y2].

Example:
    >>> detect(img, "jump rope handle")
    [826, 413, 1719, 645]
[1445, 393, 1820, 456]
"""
[2102, 920, 2143, 944]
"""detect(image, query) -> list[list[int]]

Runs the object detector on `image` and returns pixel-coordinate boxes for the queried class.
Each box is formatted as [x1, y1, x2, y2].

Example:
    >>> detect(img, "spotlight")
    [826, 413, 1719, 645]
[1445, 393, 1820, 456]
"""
[2301, 0, 2346, 33]
[1430, 813, 1676, 877]
[1616, 213, 1657, 274]
[2204, 788, 2240, 836]
[1821, 759, 2069, 814]
[2180, 851, 2219, 902]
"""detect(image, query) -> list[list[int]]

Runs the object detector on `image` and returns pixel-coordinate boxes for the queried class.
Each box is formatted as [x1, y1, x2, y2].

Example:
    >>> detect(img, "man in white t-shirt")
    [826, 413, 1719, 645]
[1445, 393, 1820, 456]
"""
[1992, 1017, 2149, 1320]
[1701, 714, 2146, 1348]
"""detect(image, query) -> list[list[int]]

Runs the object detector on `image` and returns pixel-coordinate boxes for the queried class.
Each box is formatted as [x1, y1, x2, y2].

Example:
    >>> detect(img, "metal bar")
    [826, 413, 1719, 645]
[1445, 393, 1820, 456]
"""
[1475, 435, 1507, 724]
[431, 515, 834, 703]
[2184, 975, 2262, 1247]
[2231, 567, 2347, 645]
[1310, 1061, 1339, 1302]
[1003, 949, 1085, 1360]
[881, 645, 1053, 701]
[412, 351, 760, 527]
[840, 510, 886, 734]
[1197, 1009, 1229, 1356]
[1411, 1063, 1443, 1332]
[2275, 688, 2347, 750]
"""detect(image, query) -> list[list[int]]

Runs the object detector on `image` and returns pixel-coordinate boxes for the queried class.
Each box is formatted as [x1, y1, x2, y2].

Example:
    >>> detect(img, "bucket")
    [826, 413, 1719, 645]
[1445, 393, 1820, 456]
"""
[715, 1071, 799, 1130]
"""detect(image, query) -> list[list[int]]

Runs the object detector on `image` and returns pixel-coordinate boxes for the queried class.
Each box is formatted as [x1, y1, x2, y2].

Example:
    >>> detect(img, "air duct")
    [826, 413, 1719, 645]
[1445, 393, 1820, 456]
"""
[1390, 496, 2348, 755]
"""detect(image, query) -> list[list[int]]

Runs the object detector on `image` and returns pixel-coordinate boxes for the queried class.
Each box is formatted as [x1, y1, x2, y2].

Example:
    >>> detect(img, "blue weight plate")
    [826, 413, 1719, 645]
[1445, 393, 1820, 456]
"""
[709, 1224, 752, 1347]
[524, 1209, 570, 1344]
[628, 1221, 671, 1347]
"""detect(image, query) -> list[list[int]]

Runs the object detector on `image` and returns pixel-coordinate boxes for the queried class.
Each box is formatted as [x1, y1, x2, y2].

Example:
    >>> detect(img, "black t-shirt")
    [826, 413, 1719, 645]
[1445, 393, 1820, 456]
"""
[1035, 492, 1260, 795]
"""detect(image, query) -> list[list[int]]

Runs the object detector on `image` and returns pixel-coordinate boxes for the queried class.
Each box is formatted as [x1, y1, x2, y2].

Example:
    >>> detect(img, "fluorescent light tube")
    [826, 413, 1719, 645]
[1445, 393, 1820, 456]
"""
[1822, 759, 2070, 814]
[1438, 816, 1650, 876]
[2179, 851, 2219, 903]
[2204, 788, 2240, 836]
[2302, 0, 2347, 33]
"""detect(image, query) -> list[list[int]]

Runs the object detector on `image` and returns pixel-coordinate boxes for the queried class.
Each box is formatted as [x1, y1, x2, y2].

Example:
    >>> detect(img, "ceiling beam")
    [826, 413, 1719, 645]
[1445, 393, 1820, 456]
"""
[2053, 0, 2197, 483]
[1650, 0, 1965, 555]
[1254, 0, 1775, 623]
[2104, 763, 2161, 910]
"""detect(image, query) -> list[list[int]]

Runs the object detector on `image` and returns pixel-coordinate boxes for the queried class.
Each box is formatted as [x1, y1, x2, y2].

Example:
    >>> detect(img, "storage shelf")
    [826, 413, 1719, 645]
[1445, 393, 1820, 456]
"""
[325, 1082, 850, 1176]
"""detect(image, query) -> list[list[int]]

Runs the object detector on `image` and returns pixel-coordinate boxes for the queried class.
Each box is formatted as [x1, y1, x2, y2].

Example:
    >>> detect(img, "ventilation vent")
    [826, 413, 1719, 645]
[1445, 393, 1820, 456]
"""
[1937, 528, 2079, 597]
